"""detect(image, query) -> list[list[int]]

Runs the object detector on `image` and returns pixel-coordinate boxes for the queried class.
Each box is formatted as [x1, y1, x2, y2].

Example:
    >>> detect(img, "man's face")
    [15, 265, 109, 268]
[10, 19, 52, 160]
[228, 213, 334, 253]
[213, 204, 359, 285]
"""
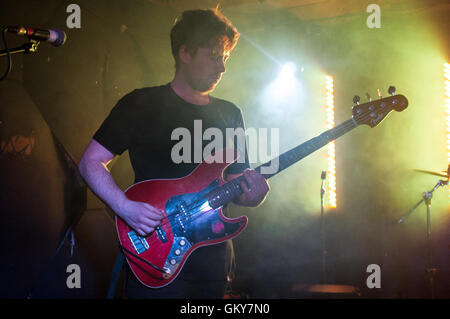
[182, 44, 230, 93]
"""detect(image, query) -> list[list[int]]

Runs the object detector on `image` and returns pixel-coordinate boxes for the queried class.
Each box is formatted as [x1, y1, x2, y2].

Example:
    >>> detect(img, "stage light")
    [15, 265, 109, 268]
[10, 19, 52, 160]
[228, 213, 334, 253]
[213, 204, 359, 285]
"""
[325, 75, 337, 209]
[280, 62, 297, 77]
[271, 62, 298, 100]
[259, 62, 304, 116]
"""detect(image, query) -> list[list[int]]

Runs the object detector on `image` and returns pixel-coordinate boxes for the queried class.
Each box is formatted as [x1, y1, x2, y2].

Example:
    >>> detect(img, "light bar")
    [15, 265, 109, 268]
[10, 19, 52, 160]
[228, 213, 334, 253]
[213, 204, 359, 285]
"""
[445, 62, 450, 197]
[325, 75, 337, 208]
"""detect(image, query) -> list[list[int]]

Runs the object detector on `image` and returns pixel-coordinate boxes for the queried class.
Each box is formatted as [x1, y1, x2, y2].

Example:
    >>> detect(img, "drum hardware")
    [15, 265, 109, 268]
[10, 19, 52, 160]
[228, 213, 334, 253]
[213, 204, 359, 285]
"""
[398, 164, 449, 298]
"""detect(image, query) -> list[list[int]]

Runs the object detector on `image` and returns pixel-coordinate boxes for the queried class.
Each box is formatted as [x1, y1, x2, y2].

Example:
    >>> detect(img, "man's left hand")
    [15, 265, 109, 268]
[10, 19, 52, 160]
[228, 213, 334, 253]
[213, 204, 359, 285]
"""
[230, 169, 269, 207]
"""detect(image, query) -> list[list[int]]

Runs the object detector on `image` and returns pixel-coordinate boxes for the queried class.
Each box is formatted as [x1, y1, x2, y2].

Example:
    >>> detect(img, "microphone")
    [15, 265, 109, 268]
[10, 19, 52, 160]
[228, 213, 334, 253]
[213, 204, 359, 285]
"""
[5, 26, 67, 47]
[320, 171, 326, 197]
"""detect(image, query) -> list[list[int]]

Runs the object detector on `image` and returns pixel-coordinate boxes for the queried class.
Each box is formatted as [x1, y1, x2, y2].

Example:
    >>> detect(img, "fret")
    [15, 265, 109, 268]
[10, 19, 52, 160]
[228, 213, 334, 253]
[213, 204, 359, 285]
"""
[207, 176, 245, 209]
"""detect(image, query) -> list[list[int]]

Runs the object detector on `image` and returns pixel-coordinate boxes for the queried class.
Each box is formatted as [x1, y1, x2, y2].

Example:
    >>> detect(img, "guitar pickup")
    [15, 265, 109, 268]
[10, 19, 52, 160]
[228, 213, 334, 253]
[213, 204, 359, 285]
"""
[156, 226, 168, 243]
[127, 230, 149, 254]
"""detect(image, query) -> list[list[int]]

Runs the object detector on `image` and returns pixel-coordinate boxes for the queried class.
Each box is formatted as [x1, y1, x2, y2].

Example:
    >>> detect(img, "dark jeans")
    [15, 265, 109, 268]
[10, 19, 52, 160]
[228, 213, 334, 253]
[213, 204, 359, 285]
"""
[125, 265, 228, 299]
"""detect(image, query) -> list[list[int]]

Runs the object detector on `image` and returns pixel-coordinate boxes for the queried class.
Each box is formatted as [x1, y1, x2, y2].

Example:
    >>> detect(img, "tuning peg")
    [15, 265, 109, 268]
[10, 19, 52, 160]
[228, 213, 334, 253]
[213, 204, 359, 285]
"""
[353, 95, 360, 105]
[377, 89, 382, 99]
[388, 86, 396, 96]
[365, 93, 371, 102]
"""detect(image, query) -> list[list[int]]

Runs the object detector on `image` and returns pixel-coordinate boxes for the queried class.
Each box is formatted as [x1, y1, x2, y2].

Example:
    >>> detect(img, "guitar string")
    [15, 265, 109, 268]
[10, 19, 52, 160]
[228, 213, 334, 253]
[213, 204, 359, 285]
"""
[131, 181, 238, 239]
[136, 201, 220, 247]
[130, 104, 392, 249]
[131, 108, 397, 268]
[158, 105, 389, 235]
[133, 177, 245, 241]
[126, 204, 228, 274]
[130, 104, 393, 247]
[152, 108, 360, 227]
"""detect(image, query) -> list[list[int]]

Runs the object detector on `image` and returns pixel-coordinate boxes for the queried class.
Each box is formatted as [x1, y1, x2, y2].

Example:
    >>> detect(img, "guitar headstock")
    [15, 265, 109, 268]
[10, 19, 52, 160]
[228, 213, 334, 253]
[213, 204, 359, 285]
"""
[352, 87, 408, 128]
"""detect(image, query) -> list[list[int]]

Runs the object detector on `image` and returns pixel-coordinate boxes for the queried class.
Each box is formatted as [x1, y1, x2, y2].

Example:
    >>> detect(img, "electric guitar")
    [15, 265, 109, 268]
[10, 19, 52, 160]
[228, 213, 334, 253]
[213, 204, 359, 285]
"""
[116, 89, 408, 288]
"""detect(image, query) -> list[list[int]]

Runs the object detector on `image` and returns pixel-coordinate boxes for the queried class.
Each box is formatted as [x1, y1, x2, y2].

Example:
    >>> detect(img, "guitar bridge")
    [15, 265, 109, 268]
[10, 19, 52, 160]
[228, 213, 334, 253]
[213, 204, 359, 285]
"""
[128, 230, 149, 254]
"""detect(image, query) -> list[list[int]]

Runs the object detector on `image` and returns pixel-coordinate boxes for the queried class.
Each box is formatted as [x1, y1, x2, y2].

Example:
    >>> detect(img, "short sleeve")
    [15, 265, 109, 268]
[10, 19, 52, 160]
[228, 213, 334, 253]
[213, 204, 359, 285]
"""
[93, 92, 136, 155]
[225, 108, 250, 175]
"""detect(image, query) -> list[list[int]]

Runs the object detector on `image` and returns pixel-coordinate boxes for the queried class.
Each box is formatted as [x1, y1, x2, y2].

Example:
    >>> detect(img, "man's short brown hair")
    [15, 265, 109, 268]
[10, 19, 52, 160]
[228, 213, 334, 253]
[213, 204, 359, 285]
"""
[170, 8, 240, 69]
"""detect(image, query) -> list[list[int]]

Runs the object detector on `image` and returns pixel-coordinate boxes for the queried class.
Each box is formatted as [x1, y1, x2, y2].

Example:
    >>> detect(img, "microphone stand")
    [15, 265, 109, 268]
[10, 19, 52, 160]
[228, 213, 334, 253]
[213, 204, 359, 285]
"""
[0, 39, 40, 57]
[320, 171, 327, 284]
[397, 179, 448, 298]
[1, 26, 40, 81]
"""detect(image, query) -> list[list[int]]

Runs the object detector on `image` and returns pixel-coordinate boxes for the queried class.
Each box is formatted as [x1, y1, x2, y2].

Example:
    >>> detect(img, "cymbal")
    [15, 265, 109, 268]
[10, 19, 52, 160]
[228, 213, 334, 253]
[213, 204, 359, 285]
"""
[414, 165, 449, 179]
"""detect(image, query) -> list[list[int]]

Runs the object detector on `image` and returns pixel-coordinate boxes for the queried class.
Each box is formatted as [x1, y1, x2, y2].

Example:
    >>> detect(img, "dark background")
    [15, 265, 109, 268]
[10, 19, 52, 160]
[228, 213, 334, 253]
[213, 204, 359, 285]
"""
[0, 0, 449, 299]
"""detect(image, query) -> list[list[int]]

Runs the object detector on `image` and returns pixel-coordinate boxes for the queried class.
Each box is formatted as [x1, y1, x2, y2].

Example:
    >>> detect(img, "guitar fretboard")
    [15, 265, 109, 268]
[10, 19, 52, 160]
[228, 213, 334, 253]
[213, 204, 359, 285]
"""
[255, 118, 357, 178]
[206, 117, 358, 208]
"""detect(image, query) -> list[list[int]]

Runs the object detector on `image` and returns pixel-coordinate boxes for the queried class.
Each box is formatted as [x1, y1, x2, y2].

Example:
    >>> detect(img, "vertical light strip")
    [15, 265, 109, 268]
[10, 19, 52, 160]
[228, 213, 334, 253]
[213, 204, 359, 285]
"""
[444, 62, 450, 197]
[325, 75, 337, 208]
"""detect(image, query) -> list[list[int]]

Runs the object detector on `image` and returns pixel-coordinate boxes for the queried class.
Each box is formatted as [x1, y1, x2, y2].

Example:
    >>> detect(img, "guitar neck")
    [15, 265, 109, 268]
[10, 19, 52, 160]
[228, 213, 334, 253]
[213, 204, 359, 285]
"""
[255, 117, 358, 179]
[206, 117, 358, 209]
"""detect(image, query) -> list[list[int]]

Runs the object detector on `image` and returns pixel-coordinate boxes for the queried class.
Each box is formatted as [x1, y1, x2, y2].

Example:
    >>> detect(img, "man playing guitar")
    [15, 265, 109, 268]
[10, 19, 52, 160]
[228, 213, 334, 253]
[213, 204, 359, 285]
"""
[79, 8, 269, 298]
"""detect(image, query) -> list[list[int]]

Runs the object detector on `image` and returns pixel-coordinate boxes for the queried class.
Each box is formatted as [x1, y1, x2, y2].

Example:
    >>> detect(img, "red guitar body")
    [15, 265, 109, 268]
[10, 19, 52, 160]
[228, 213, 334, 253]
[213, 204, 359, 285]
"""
[116, 149, 247, 288]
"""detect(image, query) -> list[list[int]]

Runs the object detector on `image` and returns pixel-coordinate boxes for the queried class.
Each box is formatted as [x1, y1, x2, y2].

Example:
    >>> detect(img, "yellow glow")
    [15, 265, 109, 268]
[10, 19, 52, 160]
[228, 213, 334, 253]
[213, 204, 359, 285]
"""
[326, 75, 336, 208]
[445, 62, 450, 197]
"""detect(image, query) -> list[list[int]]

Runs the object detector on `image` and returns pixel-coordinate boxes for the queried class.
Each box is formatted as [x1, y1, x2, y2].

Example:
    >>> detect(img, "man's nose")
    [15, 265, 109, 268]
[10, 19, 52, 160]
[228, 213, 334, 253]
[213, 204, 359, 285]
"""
[217, 58, 226, 73]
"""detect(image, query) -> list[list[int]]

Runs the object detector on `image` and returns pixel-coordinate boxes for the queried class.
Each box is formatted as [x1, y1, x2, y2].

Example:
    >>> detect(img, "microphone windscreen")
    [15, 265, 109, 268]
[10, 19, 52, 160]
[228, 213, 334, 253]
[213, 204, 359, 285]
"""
[50, 29, 67, 47]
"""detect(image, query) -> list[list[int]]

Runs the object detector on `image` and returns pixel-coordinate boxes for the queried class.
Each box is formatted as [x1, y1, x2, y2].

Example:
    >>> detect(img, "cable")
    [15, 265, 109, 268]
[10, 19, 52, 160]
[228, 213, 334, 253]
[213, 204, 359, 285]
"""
[120, 244, 167, 274]
[0, 27, 12, 81]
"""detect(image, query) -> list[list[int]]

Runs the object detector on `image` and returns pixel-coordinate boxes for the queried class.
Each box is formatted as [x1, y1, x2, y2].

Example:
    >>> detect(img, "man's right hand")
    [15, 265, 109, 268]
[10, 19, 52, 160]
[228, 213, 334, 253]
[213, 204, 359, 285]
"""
[78, 139, 165, 237]
[119, 199, 165, 236]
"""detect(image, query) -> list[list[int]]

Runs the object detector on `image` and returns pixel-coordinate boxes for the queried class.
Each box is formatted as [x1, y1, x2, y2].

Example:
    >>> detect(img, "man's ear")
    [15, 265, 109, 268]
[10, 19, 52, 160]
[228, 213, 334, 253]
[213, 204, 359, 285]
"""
[179, 45, 192, 64]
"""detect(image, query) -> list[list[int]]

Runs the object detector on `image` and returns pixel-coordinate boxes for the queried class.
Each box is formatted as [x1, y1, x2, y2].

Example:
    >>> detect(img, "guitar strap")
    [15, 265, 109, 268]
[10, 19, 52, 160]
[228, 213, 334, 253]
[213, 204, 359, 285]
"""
[107, 242, 169, 298]
[106, 246, 125, 299]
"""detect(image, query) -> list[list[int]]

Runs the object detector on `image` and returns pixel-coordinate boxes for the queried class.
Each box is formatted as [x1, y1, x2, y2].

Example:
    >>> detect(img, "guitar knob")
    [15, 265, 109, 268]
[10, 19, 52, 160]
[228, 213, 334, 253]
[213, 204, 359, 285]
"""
[365, 92, 372, 102]
[179, 239, 186, 246]
[388, 86, 396, 96]
[353, 95, 360, 105]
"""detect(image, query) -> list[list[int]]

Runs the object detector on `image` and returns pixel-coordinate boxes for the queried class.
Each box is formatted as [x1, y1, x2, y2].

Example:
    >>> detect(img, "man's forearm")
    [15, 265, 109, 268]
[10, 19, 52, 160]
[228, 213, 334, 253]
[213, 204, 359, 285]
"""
[78, 158, 128, 216]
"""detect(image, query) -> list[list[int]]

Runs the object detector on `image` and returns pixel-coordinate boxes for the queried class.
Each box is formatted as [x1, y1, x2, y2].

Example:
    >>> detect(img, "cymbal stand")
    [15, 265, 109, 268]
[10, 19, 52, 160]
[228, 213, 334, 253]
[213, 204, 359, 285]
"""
[398, 179, 448, 298]
[320, 171, 327, 284]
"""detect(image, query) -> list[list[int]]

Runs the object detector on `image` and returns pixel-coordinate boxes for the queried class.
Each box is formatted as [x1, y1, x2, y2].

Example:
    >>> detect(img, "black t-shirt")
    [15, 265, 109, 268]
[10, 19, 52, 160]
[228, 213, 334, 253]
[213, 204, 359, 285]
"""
[93, 83, 249, 281]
